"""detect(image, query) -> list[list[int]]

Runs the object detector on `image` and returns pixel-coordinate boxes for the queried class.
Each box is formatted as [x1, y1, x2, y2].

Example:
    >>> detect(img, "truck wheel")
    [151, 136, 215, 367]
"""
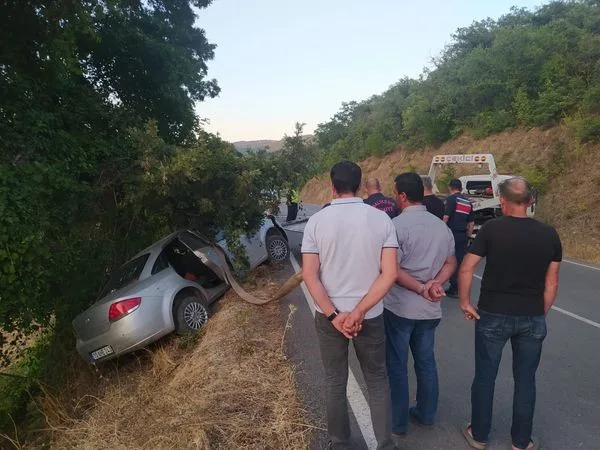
[266, 232, 290, 262]
[173, 295, 209, 334]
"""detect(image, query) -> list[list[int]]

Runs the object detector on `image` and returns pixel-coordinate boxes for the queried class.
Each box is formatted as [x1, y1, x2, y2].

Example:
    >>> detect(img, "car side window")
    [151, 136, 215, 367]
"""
[151, 250, 170, 275]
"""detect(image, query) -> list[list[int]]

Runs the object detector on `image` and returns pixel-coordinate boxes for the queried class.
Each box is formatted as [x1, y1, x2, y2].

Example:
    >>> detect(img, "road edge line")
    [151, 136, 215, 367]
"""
[563, 258, 600, 271]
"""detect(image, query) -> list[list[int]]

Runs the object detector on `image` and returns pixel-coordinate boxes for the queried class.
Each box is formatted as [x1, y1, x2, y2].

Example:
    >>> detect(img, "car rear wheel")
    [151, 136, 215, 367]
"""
[174, 295, 209, 334]
[266, 232, 290, 263]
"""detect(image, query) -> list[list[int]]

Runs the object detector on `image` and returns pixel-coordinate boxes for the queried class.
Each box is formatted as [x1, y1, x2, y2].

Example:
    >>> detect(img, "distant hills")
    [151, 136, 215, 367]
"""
[233, 135, 314, 153]
[232, 139, 283, 153]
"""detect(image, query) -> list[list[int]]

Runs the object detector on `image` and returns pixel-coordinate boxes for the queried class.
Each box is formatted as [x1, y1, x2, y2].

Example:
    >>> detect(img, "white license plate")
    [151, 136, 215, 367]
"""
[90, 345, 114, 360]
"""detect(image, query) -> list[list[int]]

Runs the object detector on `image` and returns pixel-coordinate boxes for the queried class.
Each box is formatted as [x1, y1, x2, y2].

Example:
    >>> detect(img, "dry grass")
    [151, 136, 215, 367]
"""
[301, 126, 600, 263]
[18, 267, 312, 449]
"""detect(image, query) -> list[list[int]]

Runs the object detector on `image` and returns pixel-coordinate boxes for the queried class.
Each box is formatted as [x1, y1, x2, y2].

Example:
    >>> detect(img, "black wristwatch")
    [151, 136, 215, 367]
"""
[327, 308, 340, 322]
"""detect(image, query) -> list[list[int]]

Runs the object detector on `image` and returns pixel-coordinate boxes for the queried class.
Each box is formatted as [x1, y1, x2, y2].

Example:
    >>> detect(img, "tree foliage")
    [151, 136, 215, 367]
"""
[0, 0, 279, 357]
[315, 0, 600, 164]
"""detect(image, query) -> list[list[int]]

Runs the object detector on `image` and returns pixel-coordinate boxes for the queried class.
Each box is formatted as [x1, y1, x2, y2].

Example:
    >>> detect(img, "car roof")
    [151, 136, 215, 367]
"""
[128, 230, 182, 262]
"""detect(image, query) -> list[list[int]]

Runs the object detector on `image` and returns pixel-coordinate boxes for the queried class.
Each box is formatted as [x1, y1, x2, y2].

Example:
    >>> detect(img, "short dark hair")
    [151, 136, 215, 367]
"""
[499, 177, 533, 204]
[330, 161, 361, 194]
[449, 179, 462, 191]
[394, 172, 424, 202]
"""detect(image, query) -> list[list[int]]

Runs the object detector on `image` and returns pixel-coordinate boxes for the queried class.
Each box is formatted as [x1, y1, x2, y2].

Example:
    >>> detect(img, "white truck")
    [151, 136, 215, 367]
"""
[427, 153, 536, 239]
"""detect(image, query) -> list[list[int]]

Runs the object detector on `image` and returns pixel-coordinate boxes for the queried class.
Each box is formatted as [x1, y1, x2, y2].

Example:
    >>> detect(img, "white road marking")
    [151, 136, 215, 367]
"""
[550, 306, 600, 329]
[290, 254, 378, 450]
[289, 254, 315, 316]
[563, 258, 600, 271]
[472, 274, 600, 329]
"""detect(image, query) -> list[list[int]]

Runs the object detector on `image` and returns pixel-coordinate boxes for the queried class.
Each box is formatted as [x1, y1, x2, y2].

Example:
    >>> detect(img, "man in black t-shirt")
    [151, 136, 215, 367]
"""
[458, 177, 561, 450]
[443, 179, 474, 297]
[421, 176, 444, 219]
[364, 178, 399, 219]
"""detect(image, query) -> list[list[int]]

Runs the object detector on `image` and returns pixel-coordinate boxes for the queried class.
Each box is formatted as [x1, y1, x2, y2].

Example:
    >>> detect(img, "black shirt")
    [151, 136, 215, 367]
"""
[422, 194, 444, 220]
[364, 193, 399, 219]
[469, 216, 562, 316]
[444, 192, 474, 233]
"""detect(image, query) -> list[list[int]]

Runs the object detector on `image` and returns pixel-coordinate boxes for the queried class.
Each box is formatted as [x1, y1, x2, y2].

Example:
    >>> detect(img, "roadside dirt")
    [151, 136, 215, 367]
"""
[301, 126, 600, 263]
[29, 266, 311, 449]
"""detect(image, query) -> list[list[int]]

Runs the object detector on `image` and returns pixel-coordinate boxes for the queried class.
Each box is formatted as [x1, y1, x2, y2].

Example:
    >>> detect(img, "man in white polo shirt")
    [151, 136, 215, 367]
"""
[302, 161, 399, 450]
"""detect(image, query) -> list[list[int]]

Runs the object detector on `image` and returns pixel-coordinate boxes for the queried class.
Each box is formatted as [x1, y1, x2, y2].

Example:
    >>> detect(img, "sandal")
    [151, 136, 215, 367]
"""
[462, 423, 487, 450]
[512, 438, 538, 450]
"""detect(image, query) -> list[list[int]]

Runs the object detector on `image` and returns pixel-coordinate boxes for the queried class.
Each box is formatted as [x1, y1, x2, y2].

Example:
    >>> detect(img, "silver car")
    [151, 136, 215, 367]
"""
[72, 216, 290, 363]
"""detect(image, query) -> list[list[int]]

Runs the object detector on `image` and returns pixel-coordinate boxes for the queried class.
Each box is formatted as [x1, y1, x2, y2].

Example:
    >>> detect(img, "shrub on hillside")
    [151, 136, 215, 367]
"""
[566, 116, 600, 144]
[472, 110, 516, 138]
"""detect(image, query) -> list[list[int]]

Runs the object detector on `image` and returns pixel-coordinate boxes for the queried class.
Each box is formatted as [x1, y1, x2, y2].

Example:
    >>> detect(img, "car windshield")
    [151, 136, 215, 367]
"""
[98, 253, 150, 299]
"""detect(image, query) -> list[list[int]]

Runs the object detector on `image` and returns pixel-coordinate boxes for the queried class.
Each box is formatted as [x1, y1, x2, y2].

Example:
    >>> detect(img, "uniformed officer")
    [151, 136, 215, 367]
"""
[286, 188, 300, 222]
[443, 179, 474, 297]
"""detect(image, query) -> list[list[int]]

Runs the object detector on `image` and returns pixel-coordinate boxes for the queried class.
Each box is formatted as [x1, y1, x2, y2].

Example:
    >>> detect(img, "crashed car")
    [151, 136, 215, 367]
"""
[72, 216, 290, 363]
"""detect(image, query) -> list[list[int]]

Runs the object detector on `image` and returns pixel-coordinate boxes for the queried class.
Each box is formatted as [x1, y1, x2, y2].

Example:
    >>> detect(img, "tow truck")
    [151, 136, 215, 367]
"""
[428, 153, 536, 240]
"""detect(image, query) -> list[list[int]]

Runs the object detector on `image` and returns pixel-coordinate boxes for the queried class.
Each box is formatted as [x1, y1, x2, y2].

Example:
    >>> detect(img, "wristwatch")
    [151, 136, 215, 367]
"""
[327, 308, 340, 321]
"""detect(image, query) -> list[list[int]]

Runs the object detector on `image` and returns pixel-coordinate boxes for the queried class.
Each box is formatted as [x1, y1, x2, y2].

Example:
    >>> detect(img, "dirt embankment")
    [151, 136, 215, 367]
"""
[20, 266, 311, 449]
[302, 126, 600, 263]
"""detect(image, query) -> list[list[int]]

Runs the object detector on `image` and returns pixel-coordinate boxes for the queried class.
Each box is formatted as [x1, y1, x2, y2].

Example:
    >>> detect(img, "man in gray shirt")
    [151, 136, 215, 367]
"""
[302, 161, 399, 450]
[384, 172, 456, 437]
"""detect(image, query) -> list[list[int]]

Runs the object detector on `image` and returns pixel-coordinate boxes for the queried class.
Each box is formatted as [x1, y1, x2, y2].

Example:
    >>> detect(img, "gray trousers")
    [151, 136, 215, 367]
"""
[314, 312, 395, 450]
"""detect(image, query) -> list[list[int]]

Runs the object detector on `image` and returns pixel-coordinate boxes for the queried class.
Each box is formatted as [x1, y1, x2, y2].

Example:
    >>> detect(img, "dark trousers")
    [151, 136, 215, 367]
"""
[471, 310, 547, 449]
[314, 312, 395, 450]
[449, 231, 467, 291]
[286, 202, 298, 222]
[384, 310, 440, 434]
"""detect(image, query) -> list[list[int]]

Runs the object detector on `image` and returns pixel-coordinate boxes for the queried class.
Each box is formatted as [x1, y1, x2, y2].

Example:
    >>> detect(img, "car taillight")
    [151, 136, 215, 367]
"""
[108, 297, 142, 322]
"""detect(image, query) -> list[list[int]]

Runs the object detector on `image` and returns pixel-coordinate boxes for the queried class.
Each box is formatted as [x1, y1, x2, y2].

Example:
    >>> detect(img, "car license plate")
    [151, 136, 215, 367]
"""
[90, 345, 114, 361]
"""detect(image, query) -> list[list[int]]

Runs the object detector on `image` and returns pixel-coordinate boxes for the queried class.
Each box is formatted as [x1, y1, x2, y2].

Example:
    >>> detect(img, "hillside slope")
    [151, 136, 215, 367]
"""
[301, 126, 600, 263]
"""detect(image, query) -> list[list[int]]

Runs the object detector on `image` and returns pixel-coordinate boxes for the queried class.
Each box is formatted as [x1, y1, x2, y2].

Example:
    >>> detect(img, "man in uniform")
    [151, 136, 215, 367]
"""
[364, 177, 399, 219]
[443, 179, 474, 297]
[286, 188, 300, 222]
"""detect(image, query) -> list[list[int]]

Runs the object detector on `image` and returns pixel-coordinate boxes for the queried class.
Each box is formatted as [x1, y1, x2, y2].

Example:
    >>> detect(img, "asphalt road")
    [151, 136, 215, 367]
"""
[275, 204, 600, 450]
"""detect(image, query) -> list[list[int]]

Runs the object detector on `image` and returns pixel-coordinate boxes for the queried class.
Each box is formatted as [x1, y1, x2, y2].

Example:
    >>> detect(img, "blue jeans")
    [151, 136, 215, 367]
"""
[471, 310, 547, 449]
[384, 309, 440, 434]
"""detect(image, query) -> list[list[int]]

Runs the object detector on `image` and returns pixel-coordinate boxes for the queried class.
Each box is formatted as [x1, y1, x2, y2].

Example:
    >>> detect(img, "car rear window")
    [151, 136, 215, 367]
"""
[99, 253, 150, 299]
[466, 180, 491, 190]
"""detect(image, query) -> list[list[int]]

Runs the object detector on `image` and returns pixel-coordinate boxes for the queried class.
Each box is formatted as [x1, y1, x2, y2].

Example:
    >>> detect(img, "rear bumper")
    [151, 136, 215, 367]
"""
[75, 301, 172, 363]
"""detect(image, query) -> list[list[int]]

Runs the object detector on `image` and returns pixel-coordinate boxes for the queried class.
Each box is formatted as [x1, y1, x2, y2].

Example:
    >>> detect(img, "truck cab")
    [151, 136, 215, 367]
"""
[428, 153, 536, 239]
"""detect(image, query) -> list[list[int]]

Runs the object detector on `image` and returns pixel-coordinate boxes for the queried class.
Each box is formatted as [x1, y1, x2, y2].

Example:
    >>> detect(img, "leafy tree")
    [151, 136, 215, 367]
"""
[313, 0, 600, 163]
[0, 0, 222, 344]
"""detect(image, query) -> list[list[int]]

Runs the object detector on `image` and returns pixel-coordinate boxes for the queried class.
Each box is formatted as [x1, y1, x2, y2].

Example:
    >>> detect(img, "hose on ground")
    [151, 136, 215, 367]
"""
[212, 244, 303, 305]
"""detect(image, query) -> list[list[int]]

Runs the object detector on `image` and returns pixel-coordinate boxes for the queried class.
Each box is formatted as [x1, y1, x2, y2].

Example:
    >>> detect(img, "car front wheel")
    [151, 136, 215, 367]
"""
[174, 295, 209, 334]
[266, 232, 290, 263]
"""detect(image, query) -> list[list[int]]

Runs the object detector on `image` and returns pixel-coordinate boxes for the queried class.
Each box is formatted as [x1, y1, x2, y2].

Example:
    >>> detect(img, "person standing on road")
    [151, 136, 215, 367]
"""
[421, 176, 444, 220]
[302, 161, 399, 450]
[384, 172, 457, 437]
[443, 179, 474, 297]
[364, 177, 399, 219]
[286, 188, 300, 222]
[458, 177, 562, 450]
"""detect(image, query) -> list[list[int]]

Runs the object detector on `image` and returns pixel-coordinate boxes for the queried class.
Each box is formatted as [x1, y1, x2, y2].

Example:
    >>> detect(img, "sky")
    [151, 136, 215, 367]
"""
[195, 0, 544, 142]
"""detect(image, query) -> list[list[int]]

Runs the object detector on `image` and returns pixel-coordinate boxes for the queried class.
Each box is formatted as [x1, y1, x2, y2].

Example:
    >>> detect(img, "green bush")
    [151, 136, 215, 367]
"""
[0, 332, 51, 436]
[521, 165, 550, 195]
[472, 110, 516, 138]
[568, 116, 600, 143]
